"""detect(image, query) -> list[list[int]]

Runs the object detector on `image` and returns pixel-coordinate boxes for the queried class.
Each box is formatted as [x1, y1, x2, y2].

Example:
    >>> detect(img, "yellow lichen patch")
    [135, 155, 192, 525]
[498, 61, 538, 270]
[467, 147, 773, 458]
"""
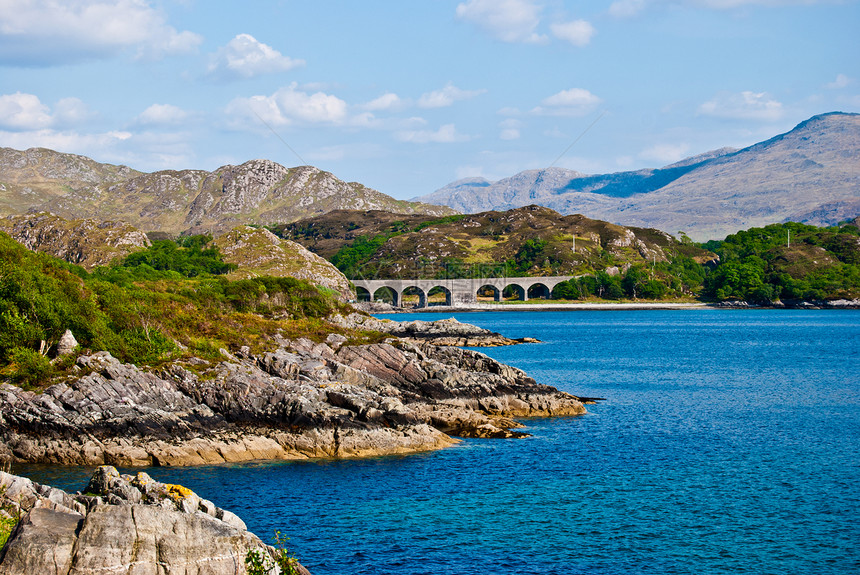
[164, 483, 194, 501]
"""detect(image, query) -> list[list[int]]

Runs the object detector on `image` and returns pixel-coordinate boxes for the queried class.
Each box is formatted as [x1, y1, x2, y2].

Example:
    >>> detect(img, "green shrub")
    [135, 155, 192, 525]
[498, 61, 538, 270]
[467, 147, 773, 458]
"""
[7, 347, 54, 389]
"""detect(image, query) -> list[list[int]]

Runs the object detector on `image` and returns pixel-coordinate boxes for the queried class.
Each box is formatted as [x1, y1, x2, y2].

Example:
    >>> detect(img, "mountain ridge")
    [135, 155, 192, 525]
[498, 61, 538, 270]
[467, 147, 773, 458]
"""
[0, 149, 456, 235]
[414, 112, 860, 241]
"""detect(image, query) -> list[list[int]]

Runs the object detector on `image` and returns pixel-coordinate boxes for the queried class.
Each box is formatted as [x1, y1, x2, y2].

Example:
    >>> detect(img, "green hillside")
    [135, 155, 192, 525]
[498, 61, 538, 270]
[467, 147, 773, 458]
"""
[0, 232, 363, 389]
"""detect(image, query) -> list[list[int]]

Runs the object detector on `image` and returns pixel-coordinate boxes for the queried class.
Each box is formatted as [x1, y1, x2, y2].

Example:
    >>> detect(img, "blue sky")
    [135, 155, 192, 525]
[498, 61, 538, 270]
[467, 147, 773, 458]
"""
[1, 0, 858, 200]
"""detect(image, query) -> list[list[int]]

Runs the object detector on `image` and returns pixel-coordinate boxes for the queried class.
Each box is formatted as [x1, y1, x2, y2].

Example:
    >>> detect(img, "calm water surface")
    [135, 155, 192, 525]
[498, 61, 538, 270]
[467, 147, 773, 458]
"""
[17, 310, 860, 574]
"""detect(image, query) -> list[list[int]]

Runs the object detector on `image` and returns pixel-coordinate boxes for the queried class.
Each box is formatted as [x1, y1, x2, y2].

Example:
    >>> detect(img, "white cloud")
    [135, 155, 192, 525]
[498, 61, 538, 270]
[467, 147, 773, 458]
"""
[609, 0, 649, 17]
[208, 34, 304, 80]
[825, 74, 852, 90]
[0, 92, 92, 130]
[226, 83, 349, 128]
[550, 20, 596, 47]
[396, 124, 468, 144]
[498, 107, 522, 116]
[532, 88, 602, 116]
[699, 91, 784, 121]
[456, 0, 548, 44]
[52, 98, 93, 127]
[418, 83, 485, 108]
[0, 128, 132, 155]
[640, 143, 691, 164]
[0, 92, 52, 129]
[0, 0, 202, 66]
[363, 93, 402, 111]
[499, 118, 521, 140]
[136, 103, 189, 126]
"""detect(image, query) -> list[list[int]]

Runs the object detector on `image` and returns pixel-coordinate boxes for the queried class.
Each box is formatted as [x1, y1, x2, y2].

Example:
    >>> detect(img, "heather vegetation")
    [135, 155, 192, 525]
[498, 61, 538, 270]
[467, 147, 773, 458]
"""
[0, 232, 356, 389]
[287, 207, 860, 304]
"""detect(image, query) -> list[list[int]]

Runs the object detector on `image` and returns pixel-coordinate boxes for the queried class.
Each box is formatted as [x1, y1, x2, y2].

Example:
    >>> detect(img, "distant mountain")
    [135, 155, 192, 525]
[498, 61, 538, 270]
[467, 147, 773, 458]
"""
[0, 148, 456, 235]
[415, 112, 860, 241]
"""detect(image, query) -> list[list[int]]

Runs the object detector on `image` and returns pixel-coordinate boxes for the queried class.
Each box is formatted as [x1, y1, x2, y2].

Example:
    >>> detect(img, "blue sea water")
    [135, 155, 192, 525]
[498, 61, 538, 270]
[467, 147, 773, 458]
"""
[16, 310, 860, 574]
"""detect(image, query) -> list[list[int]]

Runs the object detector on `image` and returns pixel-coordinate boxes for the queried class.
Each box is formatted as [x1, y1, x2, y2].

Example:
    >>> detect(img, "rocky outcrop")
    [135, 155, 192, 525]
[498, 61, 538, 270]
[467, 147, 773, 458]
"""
[0, 331, 584, 467]
[0, 213, 150, 269]
[329, 313, 540, 347]
[0, 467, 310, 575]
[214, 226, 353, 300]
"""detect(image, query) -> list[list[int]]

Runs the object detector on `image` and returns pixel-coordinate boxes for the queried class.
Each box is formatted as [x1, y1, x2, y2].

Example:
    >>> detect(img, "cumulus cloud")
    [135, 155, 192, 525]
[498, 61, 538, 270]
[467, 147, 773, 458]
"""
[418, 83, 485, 108]
[226, 83, 349, 128]
[0, 92, 52, 130]
[208, 34, 304, 80]
[0, 92, 92, 130]
[699, 91, 784, 121]
[363, 93, 402, 111]
[532, 88, 601, 116]
[396, 124, 468, 144]
[825, 74, 852, 90]
[550, 20, 596, 47]
[135, 103, 189, 126]
[456, 0, 547, 44]
[0, 0, 202, 66]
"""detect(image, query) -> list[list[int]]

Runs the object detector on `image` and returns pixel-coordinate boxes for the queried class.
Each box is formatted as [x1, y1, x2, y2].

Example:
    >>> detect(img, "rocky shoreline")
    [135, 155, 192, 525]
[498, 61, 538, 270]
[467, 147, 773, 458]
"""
[0, 315, 585, 468]
[0, 314, 586, 574]
[0, 466, 311, 575]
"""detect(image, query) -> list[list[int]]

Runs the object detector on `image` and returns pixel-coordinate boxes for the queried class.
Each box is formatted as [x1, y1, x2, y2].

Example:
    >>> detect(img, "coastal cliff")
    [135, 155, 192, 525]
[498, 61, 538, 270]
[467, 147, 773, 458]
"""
[0, 324, 585, 468]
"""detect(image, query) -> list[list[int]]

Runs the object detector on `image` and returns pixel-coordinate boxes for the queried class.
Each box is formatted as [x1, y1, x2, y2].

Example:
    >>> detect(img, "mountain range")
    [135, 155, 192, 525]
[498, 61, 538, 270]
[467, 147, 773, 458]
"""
[414, 112, 860, 241]
[0, 149, 454, 236]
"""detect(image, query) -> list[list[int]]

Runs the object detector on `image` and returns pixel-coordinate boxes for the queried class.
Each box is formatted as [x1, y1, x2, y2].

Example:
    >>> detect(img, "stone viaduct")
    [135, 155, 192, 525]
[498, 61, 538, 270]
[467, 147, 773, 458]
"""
[352, 276, 575, 308]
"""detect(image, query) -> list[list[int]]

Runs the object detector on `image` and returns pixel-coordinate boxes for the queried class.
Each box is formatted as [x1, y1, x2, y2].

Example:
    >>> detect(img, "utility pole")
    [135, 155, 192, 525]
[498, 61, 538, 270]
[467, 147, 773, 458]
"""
[787, 228, 791, 248]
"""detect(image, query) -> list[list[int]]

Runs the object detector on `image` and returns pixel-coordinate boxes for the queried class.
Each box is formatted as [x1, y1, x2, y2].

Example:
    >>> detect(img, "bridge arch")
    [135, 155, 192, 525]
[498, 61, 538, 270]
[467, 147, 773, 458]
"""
[427, 285, 452, 306]
[373, 286, 398, 306]
[504, 283, 527, 301]
[355, 286, 371, 302]
[401, 285, 427, 308]
[527, 282, 551, 300]
[476, 284, 501, 302]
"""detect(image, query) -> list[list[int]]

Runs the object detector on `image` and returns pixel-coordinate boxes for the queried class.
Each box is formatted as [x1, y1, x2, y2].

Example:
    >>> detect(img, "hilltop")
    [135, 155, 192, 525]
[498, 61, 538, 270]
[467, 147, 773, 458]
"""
[415, 112, 860, 241]
[277, 205, 715, 283]
[0, 148, 456, 235]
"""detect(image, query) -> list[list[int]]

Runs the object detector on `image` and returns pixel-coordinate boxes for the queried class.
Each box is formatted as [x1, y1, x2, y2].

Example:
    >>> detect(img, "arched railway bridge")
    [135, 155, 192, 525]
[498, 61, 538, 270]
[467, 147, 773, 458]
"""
[352, 276, 575, 308]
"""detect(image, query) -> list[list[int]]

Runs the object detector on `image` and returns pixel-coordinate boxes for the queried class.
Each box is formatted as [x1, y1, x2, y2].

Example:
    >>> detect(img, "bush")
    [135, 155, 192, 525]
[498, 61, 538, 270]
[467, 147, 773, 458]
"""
[6, 347, 54, 389]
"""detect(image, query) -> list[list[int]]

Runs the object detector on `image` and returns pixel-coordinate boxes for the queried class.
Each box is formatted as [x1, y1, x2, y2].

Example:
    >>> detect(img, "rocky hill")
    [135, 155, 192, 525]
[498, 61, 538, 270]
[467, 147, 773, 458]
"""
[213, 226, 353, 299]
[0, 213, 151, 269]
[279, 205, 716, 280]
[0, 148, 456, 235]
[0, 213, 353, 298]
[415, 112, 860, 241]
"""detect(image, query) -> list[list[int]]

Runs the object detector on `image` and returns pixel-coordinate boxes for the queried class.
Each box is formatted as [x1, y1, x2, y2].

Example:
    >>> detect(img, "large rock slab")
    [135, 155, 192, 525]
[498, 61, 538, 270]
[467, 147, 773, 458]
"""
[0, 468, 311, 575]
